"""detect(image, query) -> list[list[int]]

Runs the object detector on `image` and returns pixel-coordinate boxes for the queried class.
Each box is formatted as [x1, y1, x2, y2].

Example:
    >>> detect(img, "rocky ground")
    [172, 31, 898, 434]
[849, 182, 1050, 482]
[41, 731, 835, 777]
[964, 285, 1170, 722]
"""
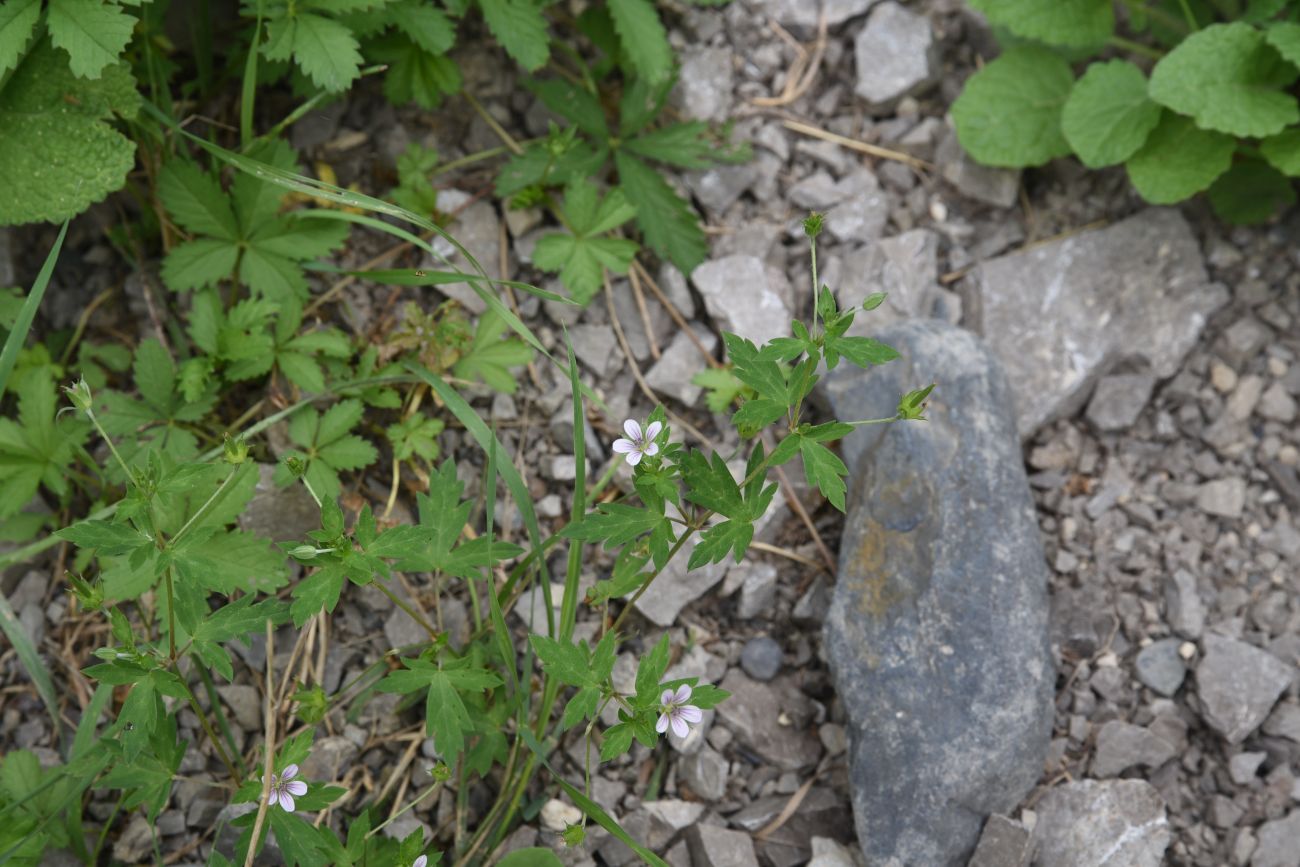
[3, 0, 1299, 865]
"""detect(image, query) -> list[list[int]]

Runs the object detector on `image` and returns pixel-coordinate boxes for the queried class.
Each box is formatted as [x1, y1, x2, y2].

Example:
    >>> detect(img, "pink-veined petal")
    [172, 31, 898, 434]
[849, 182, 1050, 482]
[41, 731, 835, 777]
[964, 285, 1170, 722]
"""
[612, 438, 636, 454]
[661, 688, 675, 705]
[674, 684, 693, 703]
[679, 705, 703, 723]
[626, 450, 643, 466]
[645, 421, 662, 441]
[281, 764, 299, 780]
[670, 713, 689, 739]
[414, 857, 428, 867]
[656, 713, 670, 734]
[623, 419, 642, 441]
[644, 442, 659, 457]
[278, 790, 296, 812]
[286, 780, 308, 797]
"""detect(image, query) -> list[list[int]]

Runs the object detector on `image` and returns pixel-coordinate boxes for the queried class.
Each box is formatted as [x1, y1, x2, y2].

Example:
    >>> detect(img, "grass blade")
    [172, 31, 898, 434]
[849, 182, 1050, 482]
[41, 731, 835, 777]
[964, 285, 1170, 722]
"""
[0, 590, 62, 743]
[0, 220, 67, 399]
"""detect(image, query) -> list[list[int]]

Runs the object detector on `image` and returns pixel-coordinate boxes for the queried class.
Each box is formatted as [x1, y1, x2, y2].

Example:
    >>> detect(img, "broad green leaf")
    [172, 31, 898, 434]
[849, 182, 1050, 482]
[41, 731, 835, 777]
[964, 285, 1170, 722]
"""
[634, 633, 670, 705]
[826, 334, 899, 369]
[452, 307, 533, 391]
[55, 519, 149, 556]
[689, 519, 753, 568]
[1207, 160, 1297, 224]
[1265, 21, 1300, 68]
[0, 0, 40, 78]
[607, 0, 671, 83]
[561, 686, 600, 729]
[387, 0, 455, 53]
[624, 122, 716, 170]
[680, 450, 745, 517]
[615, 150, 706, 274]
[159, 160, 239, 240]
[722, 333, 788, 404]
[47, 0, 135, 79]
[173, 529, 288, 594]
[530, 78, 608, 138]
[1149, 22, 1298, 137]
[1061, 60, 1162, 168]
[478, 0, 548, 71]
[293, 13, 363, 91]
[290, 564, 346, 627]
[799, 438, 848, 512]
[1260, 128, 1300, 176]
[0, 41, 139, 225]
[529, 636, 593, 687]
[1125, 112, 1235, 204]
[562, 503, 667, 549]
[380, 37, 461, 108]
[951, 45, 1073, 168]
[969, 0, 1113, 48]
[161, 238, 241, 291]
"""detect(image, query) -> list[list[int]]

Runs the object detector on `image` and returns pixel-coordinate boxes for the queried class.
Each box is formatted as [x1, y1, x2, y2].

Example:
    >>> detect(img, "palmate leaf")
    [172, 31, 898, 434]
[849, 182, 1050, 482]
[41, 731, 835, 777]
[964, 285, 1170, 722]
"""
[452, 308, 533, 392]
[274, 398, 378, 498]
[0, 369, 88, 514]
[615, 150, 706, 274]
[0, 40, 139, 225]
[378, 658, 501, 758]
[46, 0, 136, 79]
[0, 0, 41, 78]
[478, 0, 549, 71]
[374, 35, 461, 108]
[607, 0, 672, 83]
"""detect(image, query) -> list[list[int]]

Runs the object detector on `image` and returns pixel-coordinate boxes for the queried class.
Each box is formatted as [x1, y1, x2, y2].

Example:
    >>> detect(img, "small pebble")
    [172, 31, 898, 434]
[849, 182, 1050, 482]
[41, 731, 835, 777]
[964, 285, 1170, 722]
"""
[739, 636, 783, 682]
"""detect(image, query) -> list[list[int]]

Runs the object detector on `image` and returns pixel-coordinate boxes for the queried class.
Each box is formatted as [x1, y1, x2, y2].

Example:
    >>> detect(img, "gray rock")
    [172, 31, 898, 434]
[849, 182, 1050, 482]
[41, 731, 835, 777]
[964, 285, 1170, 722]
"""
[936, 128, 1020, 208]
[1253, 810, 1300, 867]
[1197, 477, 1247, 519]
[824, 171, 890, 245]
[836, 229, 942, 331]
[1263, 701, 1300, 743]
[1218, 315, 1272, 366]
[807, 837, 857, 867]
[687, 164, 760, 214]
[967, 815, 1031, 867]
[1033, 780, 1170, 867]
[1135, 638, 1187, 696]
[1229, 751, 1267, 785]
[644, 327, 718, 407]
[217, 684, 262, 731]
[715, 671, 821, 770]
[569, 323, 623, 379]
[1090, 720, 1177, 777]
[238, 464, 322, 543]
[427, 194, 501, 314]
[673, 47, 734, 123]
[685, 824, 759, 867]
[854, 2, 937, 110]
[756, 0, 880, 34]
[732, 788, 852, 867]
[974, 208, 1229, 437]
[1166, 569, 1205, 639]
[1196, 634, 1292, 744]
[789, 171, 846, 210]
[300, 735, 358, 783]
[113, 815, 155, 864]
[1259, 382, 1298, 422]
[633, 534, 728, 627]
[822, 320, 1052, 866]
[740, 636, 783, 682]
[737, 561, 778, 619]
[1085, 373, 1158, 432]
[694, 255, 791, 345]
[679, 745, 729, 801]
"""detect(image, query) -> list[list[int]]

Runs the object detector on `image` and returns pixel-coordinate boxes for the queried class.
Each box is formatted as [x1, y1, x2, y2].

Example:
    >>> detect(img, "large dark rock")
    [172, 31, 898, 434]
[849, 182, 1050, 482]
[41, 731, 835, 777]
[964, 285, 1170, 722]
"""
[822, 320, 1053, 867]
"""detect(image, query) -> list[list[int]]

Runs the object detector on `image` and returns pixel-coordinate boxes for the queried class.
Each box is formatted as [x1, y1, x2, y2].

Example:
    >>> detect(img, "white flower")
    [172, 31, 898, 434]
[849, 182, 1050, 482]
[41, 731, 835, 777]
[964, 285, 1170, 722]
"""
[612, 418, 662, 466]
[264, 763, 308, 812]
[655, 684, 703, 738]
[413, 857, 428, 867]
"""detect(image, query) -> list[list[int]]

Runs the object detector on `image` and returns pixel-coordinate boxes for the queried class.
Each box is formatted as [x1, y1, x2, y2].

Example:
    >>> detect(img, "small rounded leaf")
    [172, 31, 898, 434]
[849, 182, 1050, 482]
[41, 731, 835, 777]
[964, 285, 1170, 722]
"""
[1061, 60, 1162, 168]
[1260, 129, 1300, 177]
[1207, 160, 1296, 225]
[952, 46, 1074, 168]
[1125, 113, 1235, 205]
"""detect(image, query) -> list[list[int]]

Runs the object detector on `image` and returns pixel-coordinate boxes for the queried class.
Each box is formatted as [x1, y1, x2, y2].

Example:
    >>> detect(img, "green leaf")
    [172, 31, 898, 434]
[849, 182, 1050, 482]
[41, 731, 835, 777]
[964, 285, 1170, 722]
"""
[387, 0, 455, 53]
[0, 370, 88, 514]
[0, 0, 40, 78]
[55, 519, 149, 556]
[1207, 159, 1297, 224]
[624, 122, 716, 170]
[159, 159, 239, 240]
[529, 78, 608, 138]
[1265, 21, 1300, 68]
[47, 0, 136, 79]
[289, 564, 346, 627]
[1261, 128, 1300, 176]
[599, 721, 635, 761]
[174, 529, 287, 594]
[799, 438, 848, 512]
[1125, 112, 1235, 204]
[634, 633, 670, 705]
[562, 503, 667, 549]
[607, 0, 672, 83]
[452, 307, 534, 391]
[689, 519, 752, 568]
[0, 40, 139, 225]
[530, 636, 593, 687]
[193, 596, 291, 643]
[379, 37, 461, 108]
[478, 0, 548, 71]
[561, 686, 601, 730]
[680, 450, 745, 517]
[1060, 60, 1162, 168]
[951, 45, 1073, 168]
[969, 0, 1113, 48]
[1149, 22, 1298, 137]
[722, 333, 788, 404]
[293, 13, 363, 91]
[824, 334, 898, 370]
[615, 150, 706, 274]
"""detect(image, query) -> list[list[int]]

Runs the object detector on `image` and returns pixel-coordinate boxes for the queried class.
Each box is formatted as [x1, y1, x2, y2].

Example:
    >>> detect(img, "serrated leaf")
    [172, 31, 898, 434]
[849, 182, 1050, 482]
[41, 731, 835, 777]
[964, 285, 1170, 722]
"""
[722, 333, 788, 404]
[633, 634, 670, 704]
[1149, 22, 1298, 137]
[607, 0, 672, 83]
[478, 0, 549, 71]
[1266, 21, 1300, 68]
[379, 37, 461, 108]
[0, 0, 40, 78]
[162, 238, 241, 291]
[193, 596, 291, 643]
[290, 565, 346, 627]
[159, 160, 239, 240]
[174, 529, 288, 594]
[1207, 160, 1296, 224]
[1061, 60, 1162, 168]
[0, 41, 140, 225]
[615, 150, 706, 274]
[561, 686, 600, 730]
[47, 0, 135, 79]
[1261, 128, 1300, 176]
[689, 519, 752, 567]
[799, 438, 848, 512]
[562, 503, 667, 549]
[530, 636, 592, 687]
[680, 450, 745, 517]
[387, 0, 455, 53]
[969, 0, 1113, 48]
[951, 45, 1073, 168]
[600, 721, 635, 761]
[530, 78, 608, 138]
[293, 13, 363, 91]
[625, 122, 715, 170]
[55, 519, 149, 556]
[1125, 112, 1235, 204]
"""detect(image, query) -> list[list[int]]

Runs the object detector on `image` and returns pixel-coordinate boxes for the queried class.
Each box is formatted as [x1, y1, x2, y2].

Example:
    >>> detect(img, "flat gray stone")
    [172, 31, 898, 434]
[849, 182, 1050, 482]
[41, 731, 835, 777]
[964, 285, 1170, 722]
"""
[1086, 373, 1158, 431]
[1033, 780, 1170, 867]
[644, 327, 717, 407]
[633, 534, 727, 627]
[1228, 751, 1267, 785]
[822, 320, 1052, 866]
[715, 671, 822, 771]
[755, 0, 880, 34]
[672, 47, 734, 122]
[1253, 810, 1300, 867]
[936, 127, 1020, 208]
[1135, 638, 1187, 696]
[737, 561, 778, 619]
[1196, 634, 1292, 743]
[853, 2, 937, 110]
[300, 735, 358, 783]
[238, 464, 322, 543]
[694, 255, 791, 345]
[823, 171, 890, 245]
[967, 815, 1031, 867]
[679, 745, 728, 801]
[1262, 701, 1300, 743]
[1166, 569, 1205, 639]
[739, 636, 783, 682]
[685, 824, 759, 867]
[1197, 477, 1247, 520]
[1090, 720, 1177, 778]
[427, 193, 500, 314]
[837, 229, 942, 332]
[975, 208, 1228, 437]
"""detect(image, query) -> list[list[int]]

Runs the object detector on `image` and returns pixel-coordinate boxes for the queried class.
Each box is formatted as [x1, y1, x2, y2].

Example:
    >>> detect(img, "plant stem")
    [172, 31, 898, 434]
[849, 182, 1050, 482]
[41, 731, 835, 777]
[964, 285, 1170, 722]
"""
[1175, 0, 1198, 30]
[178, 669, 243, 786]
[244, 620, 276, 867]
[1109, 35, 1163, 59]
[846, 415, 901, 426]
[172, 464, 243, 545]
[165, 566, 178, 661]
[374, 582, 440, 641]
